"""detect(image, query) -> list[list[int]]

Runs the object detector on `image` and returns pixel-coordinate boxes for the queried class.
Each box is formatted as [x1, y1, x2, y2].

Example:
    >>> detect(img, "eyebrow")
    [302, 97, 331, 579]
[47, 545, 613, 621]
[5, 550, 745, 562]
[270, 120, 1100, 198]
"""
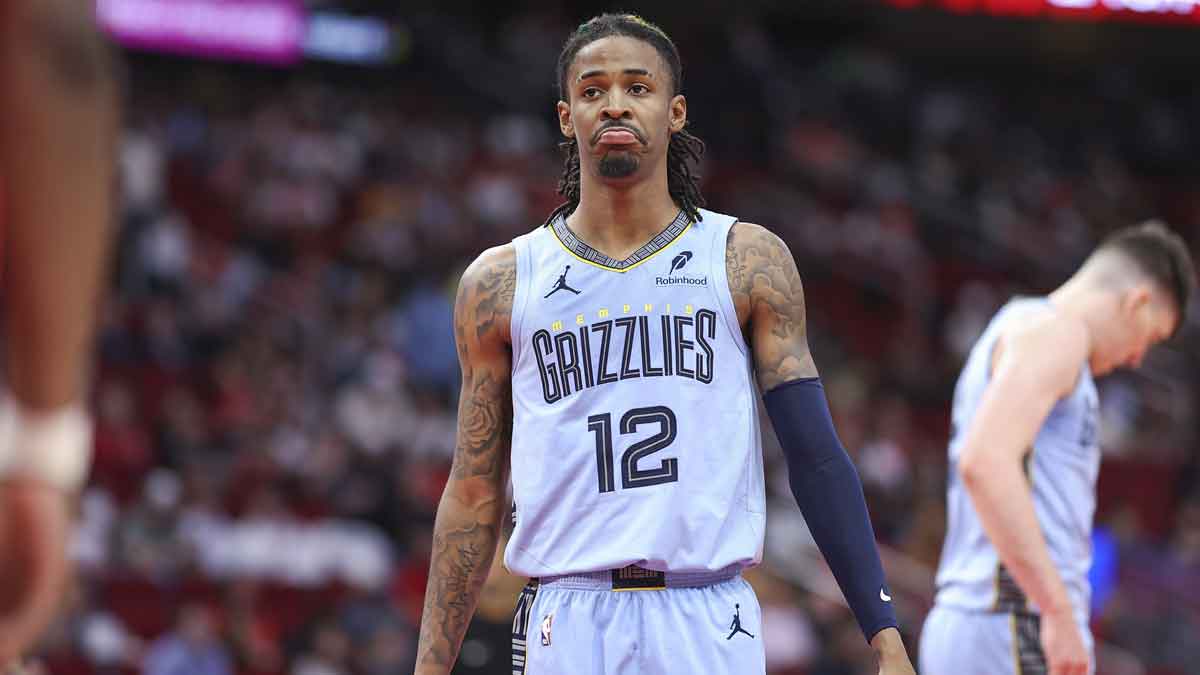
[577, 68, 653, 82]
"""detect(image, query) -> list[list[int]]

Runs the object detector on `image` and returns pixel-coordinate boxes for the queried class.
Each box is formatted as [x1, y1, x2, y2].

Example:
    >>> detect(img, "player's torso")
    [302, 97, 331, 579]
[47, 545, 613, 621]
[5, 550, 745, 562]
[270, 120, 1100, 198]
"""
[504, 209, 764, 577]
[936, 298, 1100, 622]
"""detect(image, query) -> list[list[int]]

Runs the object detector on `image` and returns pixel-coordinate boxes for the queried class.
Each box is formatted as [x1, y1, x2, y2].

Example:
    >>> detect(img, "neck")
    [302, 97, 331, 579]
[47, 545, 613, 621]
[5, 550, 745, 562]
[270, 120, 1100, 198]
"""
[567, 162, 680, 259]
[1047, 277, 1107, 363]
[1048, 277, 1107, 324]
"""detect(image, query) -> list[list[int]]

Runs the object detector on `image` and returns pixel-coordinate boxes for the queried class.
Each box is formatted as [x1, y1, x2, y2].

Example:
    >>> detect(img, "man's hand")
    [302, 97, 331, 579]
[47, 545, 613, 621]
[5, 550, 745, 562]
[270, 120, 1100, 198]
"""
[0, 480, 72, 662]
[1040, 609, 1089, 675]
[870, 627, 916, 675]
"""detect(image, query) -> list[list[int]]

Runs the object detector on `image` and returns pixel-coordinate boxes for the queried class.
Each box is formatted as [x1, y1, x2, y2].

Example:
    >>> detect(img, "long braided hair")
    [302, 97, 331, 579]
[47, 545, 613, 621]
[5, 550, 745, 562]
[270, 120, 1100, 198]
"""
[546, 13, 707, 226]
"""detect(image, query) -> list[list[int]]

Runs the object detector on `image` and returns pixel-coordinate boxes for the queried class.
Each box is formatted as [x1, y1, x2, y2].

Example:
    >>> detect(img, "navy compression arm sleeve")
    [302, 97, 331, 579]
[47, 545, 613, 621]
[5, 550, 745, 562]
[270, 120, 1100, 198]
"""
[764, 377, 898, 642]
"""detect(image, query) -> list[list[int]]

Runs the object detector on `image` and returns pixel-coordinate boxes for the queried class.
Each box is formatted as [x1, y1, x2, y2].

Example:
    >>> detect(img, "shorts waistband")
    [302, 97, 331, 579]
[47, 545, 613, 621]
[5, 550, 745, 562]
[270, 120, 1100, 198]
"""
[538, 564, 742, 591]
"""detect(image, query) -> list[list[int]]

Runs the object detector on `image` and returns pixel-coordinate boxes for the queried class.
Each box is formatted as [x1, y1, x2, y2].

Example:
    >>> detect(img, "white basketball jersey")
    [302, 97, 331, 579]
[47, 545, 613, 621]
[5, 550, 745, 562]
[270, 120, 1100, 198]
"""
[934, 298, 1100, 625]
[504, 208, 765, 578]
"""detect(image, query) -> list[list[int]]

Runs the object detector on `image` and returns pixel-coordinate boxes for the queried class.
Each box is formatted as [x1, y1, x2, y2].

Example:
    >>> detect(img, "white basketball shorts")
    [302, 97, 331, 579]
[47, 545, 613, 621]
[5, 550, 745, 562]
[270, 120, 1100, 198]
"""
[919, 603, 1094, 675]
[511, 564, 765, 675]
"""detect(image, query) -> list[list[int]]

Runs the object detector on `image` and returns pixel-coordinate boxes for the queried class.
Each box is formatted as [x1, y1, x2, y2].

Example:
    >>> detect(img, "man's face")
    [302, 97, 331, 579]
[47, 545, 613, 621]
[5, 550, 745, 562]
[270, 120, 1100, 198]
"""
[557, 36, 686, 184]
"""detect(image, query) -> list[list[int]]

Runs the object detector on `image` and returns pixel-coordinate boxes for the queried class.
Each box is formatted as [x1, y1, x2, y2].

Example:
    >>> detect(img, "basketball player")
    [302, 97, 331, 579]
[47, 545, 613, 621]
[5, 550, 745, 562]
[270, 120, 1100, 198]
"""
[0, 0, 119, 661]
[919, 222, 1195, 675]
[415, 14, 914, 675]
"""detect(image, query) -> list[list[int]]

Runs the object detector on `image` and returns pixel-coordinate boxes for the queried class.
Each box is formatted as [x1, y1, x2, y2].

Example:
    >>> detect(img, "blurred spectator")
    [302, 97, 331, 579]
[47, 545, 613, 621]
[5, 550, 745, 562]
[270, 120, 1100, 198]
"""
[291, 621, 351, 675]
[223, 581, 282, 673]
[118, 470, 186, 580]
[746, 567, 819, 675]
[92, 380, 154, 503]
[143, 604, 231, 675]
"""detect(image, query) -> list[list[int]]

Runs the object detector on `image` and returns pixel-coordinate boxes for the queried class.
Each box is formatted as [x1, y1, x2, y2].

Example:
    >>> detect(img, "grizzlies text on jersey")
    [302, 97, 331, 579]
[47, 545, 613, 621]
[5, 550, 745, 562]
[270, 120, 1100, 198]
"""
[505, 209, 765, 578]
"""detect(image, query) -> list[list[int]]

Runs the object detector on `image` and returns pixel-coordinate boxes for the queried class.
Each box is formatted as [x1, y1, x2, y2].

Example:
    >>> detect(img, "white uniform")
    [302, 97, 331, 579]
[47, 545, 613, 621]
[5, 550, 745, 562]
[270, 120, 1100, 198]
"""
[921, 298, 1100, 675]
[505, 208, 766, 674]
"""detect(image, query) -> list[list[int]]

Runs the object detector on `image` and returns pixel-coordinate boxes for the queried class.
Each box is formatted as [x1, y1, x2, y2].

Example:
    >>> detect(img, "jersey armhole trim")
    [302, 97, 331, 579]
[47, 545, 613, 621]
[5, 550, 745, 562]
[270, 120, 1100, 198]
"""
[509, 235, 534, 371]
[709, 216, 750, 358]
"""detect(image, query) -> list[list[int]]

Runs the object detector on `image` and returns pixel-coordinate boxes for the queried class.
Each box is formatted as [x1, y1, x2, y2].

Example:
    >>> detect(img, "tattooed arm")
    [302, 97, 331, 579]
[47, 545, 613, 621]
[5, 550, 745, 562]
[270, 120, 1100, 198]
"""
[414, 245, 516, 675]
[725, 222, 817, 389]
[726, 223, 914, 673]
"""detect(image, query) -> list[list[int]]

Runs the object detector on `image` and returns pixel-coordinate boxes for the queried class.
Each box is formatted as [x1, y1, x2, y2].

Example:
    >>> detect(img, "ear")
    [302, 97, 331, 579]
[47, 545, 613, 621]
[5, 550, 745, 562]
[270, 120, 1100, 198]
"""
[557, 100, 574, 139]
[669, 94, 687, 134]
[1124, 284, 1152, 315]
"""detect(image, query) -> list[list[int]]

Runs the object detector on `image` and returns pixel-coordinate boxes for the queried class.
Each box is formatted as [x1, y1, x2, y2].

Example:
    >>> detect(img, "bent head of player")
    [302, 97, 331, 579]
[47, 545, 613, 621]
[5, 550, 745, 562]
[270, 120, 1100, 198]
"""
[1056, 221, 1195, 375]
[550, 14, 706, 222]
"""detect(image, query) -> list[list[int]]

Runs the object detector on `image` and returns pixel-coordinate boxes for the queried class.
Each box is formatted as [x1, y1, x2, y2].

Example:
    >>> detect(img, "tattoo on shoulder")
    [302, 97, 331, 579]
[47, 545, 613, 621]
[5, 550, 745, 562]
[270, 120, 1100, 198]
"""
[725, 223, 816, 389]
[726, 229, 749, 311]
[455, 245, 516, 350]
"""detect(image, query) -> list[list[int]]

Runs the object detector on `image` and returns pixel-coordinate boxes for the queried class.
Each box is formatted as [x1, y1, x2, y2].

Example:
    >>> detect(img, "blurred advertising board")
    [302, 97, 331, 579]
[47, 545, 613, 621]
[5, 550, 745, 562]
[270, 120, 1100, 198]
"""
[97, 0, 402, 65]
[98, 0, 306, 64]
[881, 0, 1200, 24]
[303, 12, 402, 65]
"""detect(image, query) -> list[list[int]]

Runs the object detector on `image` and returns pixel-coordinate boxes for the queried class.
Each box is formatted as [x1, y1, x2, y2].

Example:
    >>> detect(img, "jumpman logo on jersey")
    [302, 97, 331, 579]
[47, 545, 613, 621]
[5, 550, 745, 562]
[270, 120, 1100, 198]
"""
[544, 265, 582, 298]
[726, 604, 755, 640]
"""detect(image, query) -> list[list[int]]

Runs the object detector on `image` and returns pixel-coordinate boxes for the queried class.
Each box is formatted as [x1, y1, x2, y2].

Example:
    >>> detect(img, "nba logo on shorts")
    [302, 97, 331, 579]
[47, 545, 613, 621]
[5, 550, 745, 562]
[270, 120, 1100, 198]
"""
[540, 613, 553, 646]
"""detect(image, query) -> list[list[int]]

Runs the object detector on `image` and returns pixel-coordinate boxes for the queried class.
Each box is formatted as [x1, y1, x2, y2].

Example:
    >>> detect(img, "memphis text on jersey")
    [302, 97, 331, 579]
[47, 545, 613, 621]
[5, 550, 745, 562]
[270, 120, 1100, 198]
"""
[532, 303, 718, 404]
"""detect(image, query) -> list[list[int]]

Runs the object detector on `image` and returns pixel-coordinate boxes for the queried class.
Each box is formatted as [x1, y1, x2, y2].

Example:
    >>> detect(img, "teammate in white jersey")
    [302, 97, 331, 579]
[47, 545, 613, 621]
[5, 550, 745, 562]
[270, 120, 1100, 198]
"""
[920, 222, 1195, 675]
[0, 0, 118, 662]
[415, 13, 915, 675]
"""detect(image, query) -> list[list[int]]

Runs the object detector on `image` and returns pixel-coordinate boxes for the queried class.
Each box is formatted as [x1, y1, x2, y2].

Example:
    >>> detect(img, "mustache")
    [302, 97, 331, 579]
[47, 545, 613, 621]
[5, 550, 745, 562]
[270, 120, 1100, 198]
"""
[591, 121, 646, 146]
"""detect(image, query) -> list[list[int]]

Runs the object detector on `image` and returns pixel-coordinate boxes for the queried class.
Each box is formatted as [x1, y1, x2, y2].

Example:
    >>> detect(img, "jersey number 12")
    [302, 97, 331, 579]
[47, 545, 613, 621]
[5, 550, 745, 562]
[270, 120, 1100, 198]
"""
[588, 405, 679, 493]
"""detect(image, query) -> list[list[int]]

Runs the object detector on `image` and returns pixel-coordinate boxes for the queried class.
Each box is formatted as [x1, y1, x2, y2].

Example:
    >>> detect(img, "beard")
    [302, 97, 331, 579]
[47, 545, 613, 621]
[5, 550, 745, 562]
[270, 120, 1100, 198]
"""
[598, 151, 639, 178]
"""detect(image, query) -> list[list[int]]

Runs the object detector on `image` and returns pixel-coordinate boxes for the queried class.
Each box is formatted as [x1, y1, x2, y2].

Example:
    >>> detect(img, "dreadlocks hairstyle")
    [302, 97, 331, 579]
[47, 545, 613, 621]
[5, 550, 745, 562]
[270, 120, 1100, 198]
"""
[546, 13, 707, 226]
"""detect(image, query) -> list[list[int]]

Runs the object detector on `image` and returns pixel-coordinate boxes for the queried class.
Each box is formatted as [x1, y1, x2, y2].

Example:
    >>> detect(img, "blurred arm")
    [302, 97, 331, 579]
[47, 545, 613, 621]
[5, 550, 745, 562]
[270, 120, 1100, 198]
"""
[0, 0, 119, 410]
[414, 245, 515, 675]
[957, 315, 1088, 619]
[0, 0, 119, 660]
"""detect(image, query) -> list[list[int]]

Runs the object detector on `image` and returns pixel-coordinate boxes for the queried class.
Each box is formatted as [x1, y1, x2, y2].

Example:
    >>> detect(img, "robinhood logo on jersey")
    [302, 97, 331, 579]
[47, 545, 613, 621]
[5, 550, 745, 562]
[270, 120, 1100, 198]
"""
[656, 275, 707, 287]
[657, 250, 707, 287]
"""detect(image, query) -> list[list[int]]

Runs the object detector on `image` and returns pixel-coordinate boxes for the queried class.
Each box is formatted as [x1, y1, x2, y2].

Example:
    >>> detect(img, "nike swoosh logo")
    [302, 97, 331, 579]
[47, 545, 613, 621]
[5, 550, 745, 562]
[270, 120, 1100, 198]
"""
[880, 588, 892, 602]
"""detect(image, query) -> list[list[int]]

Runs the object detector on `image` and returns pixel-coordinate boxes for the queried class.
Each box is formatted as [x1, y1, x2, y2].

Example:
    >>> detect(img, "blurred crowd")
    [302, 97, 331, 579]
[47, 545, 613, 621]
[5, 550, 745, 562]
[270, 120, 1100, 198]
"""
[25, 10, 1200, 675]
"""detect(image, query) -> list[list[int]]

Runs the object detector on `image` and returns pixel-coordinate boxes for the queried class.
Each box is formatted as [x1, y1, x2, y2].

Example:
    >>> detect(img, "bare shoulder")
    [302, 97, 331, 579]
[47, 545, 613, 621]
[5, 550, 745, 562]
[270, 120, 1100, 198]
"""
[724, 221, 798, 325]
[994, 308, 1090, 396]
[455, 244, 517, 350]
[1001, 308, 1090, 360]
[460, 244, 517, 300]
[725, 222, 816, 389]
